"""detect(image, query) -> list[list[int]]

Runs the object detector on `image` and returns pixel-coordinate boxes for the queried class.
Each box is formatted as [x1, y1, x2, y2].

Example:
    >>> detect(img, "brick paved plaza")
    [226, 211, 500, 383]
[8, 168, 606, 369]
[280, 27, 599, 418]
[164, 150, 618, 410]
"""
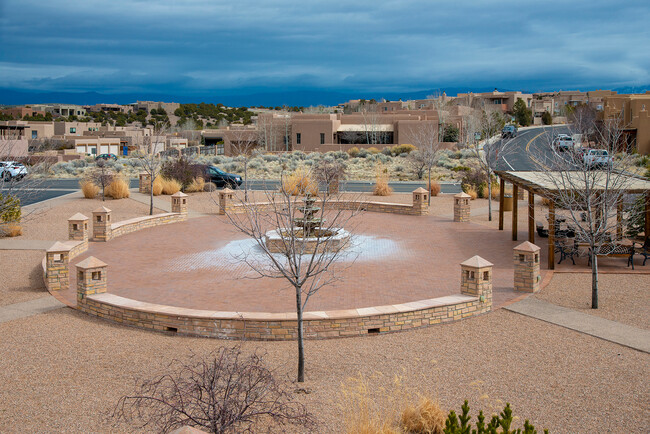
[54, 211, 551, 312]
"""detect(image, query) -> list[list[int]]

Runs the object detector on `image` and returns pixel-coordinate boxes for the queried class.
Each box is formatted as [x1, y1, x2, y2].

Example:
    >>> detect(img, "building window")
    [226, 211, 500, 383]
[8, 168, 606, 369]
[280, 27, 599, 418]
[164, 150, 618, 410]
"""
[70, 127, 76, 133]
[31, 130, 38, 139]
[320, 133, 325, 145]
[217, 143, 224, 155]
[296, 133, 301, 145]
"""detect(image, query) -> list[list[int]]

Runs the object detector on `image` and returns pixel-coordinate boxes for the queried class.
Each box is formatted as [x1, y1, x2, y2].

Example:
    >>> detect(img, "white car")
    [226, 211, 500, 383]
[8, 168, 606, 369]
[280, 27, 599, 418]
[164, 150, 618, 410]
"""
[1, 161, 28, 181]
[552, 134, 575, 152]
[583, 149, 613, 170]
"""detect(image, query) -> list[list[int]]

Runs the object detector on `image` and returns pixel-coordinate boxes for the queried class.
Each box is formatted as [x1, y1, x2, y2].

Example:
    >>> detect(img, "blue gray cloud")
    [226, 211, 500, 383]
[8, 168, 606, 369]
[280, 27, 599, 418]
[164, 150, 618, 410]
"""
[1, 0, 648, 98]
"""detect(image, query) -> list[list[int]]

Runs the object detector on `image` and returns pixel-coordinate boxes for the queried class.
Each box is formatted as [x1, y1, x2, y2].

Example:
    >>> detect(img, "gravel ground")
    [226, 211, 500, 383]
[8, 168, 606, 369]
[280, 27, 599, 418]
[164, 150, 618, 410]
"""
[0, 307, 647, 433]
[18, 194, 165, 240]
[0, 250, 47, 306]
[535, 273, 650, 330]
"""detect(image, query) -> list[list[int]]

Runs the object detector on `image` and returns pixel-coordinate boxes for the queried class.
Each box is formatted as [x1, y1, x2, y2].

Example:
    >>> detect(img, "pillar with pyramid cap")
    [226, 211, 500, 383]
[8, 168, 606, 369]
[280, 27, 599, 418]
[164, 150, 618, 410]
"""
[46, 242, 71, 291]
[454, 192, 471, 222]
[412, 187, 429, 215]
[513, 241, 541, 292]
[171, 191, 188, 215]
[76, 256, 107, 302]
[460, 255, 493, 306]
[68, 213, 89, 242]
[218, 188, 234, 215]
[92, 206, 112, 241]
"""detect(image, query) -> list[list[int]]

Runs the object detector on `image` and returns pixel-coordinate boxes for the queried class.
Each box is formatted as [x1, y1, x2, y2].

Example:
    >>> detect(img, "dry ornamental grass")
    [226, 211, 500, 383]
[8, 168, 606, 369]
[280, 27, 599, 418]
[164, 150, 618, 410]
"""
[374, 165, 393, 196]
[152, 176, 164, 195]
[79, 179, 100, 199]
[282, 168, 319, 196]
[428, 181, 441, 197]
[105, 176, 130, 199]
[184, 177, 205, 193]
[0, 223, 23, 237]
[161, 177, 182, 195]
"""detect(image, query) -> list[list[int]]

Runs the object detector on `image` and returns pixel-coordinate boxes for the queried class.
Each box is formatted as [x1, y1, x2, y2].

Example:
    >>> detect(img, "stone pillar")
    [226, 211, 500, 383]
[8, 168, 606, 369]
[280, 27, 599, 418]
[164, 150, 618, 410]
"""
[412, 187, 429, 215]
[75, 256, 107, 303]
[513, 241, 542, 293]
[68, 213, 89, 243]
[454, 192, 471, 222]
[92, 206, 112, 241]
[460, 255, 493, 305]
[139, 173, 151, 194]
[46, 242, 70, 291]
[218, 188, 234, 215]
[171, 191, 188, 215]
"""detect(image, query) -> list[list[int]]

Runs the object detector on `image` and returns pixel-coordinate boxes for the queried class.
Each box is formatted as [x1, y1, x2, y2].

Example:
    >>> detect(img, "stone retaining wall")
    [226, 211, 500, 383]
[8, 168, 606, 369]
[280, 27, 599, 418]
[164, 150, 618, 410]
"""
[220, 199, 426, 217]
[111, 213, 186, 239]
[77, 292, 490, 340]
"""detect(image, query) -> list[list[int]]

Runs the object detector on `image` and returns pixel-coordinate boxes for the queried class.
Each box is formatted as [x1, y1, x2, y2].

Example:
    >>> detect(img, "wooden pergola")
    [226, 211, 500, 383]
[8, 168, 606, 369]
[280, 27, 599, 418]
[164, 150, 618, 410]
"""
[494, 170, 650, 270]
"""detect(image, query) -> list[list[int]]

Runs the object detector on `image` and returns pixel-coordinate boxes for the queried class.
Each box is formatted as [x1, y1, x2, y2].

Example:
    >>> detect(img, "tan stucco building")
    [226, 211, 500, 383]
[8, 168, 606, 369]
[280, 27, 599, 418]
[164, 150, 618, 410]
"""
[602, 92, 650, 155]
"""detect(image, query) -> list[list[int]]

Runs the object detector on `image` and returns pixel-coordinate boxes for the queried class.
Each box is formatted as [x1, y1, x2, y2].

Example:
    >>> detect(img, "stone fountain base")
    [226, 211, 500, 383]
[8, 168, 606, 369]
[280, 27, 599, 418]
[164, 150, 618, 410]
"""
[264, 227, 351, 254]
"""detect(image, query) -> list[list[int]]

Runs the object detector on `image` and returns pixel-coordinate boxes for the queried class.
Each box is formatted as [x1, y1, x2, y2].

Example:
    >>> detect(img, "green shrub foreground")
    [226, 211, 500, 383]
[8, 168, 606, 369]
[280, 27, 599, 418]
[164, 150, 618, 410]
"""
[443, 401, 547, 434]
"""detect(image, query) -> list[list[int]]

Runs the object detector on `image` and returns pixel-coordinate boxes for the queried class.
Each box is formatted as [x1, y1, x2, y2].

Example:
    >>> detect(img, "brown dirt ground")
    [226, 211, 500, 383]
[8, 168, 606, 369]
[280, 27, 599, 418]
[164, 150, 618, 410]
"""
[0, 250, 46, 306]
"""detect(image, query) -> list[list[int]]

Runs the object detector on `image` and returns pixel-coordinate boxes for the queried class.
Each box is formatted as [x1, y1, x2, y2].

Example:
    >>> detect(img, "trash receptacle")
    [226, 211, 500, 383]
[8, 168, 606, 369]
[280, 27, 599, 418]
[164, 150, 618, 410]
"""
[502, 195, 513, 212]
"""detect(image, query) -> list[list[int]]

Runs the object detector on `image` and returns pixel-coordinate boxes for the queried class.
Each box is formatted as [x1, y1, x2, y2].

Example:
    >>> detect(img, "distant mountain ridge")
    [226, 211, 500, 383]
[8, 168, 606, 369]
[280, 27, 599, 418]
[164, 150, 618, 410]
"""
[1, 85, 648, 108]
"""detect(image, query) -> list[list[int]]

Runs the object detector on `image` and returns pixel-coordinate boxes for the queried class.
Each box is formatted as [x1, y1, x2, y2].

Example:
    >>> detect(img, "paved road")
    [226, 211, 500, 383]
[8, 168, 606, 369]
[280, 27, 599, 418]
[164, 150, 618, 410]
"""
[494, 125, 571, 171]
[6, 178, 462, 206]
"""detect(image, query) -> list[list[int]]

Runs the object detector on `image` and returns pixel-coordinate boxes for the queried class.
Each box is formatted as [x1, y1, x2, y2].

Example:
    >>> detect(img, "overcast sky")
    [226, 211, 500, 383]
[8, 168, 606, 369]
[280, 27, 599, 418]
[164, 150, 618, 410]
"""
[1, 0, 649, 100]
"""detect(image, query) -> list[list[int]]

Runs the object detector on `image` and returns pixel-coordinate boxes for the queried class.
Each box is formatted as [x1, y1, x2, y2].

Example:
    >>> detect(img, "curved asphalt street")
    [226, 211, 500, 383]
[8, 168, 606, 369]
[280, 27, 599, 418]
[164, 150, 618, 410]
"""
[495, 124, 571, 171]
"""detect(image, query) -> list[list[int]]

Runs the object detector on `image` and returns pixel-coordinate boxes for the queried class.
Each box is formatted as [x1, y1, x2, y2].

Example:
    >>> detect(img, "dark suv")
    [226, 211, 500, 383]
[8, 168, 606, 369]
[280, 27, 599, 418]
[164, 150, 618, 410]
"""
[205, 166, 243, 188]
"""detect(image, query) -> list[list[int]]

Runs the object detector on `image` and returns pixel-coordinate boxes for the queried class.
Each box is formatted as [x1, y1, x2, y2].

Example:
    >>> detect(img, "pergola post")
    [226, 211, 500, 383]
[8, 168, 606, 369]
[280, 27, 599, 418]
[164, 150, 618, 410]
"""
[645, 191, 650, 242]
[499, 178, 505, 231]
[616, 197, 624, 240]
[548, 201, 555, 270]
[512, 184, 519, 241]
[528, 191, 535, 243]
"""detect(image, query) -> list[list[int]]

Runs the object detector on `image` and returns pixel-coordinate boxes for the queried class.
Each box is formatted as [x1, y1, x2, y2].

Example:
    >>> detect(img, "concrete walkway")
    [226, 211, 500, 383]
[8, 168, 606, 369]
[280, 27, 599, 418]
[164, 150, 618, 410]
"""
[0, 297, 65, 324]
[0, 239, 56, 250]
[505, 297, 650, 353]
[129, 190, 209, 218]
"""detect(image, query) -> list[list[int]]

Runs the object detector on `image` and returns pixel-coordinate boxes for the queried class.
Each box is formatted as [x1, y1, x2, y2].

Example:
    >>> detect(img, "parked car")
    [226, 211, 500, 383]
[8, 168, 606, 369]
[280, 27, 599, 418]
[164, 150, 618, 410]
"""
[1, 161, 28, 181]
[583, 149, 613, 169]
[95, 153, 118, 161]
[501, 125, 518, 138]
[552, 134, 575, 152]
[205, 165, 243, 188]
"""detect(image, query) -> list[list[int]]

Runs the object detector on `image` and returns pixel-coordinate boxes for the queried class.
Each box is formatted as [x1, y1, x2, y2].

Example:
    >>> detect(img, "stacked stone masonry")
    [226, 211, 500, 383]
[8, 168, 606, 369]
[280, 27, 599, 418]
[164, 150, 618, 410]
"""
[454, 193, 471, 222]
[513, 242, 542, 293]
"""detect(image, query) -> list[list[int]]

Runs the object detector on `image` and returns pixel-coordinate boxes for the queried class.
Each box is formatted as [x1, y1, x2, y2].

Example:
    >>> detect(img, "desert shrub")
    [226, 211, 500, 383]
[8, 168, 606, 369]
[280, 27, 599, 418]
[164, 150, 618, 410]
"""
[281, 168, 319, 196]
[224, 162, 239, 172]
[348, 147, 360, 158]
[105, 176, 130, 199]
[203, 181, 218, 192]
[391, 144, 416, 155]
[161, 157, 206, 188]
[450, 150, 463, 159]
[428, 180, 441, 197]
[373, 164, 392, 196]
[358, 148, 371, 158]
[444, 401, 546, 434]
[400, 397, 445, 434]
[451, 166, 471, 172]
[465, 186, 478, 200]
[480, 182, 500, 200]
[0, 193, 21, 223]
[71, 159, 87, 168]
[0, 222, 22, 237]
[115, 347, 314, 433]
[292, 150, 306, 160]
[381, 146, 393, 156]
[248, 159, 263, 170]
[184, 177, 205, 193]
[367, 147, 381, 154]
[332, 150, 349, 160]
[262, 154, 279, 162]
[152, 176, 164, 196]
[461, 168, 489, 195]
[161, 177, 182, 195]
[80, 179, 100, 199]
[394, 165, 405, 173]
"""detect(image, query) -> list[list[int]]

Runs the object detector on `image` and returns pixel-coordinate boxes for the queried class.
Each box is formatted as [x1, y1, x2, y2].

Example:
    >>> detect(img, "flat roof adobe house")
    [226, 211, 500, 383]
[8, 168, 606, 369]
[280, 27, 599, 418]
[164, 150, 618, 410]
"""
[603, 92, 650, 155]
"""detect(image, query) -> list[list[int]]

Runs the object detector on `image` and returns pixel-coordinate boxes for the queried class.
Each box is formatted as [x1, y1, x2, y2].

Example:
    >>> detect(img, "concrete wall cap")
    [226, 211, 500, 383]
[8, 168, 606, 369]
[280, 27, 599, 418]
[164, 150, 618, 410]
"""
[412, 187, 428, 194]
[513, 241, 541, 253]
[171, 191, 188, 198]
[68, 213, 89, 221]
[75, 256, 107, 269]
[93, 206, 112, 213]
[47, 241, 71, 253]
[455, 192, 471, 198]
[460, 255, 493, 268]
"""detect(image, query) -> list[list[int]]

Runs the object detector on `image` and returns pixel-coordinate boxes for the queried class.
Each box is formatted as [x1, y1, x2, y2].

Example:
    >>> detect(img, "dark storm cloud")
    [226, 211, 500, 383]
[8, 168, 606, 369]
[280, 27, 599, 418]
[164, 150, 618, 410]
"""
[1, 0, 648, 96]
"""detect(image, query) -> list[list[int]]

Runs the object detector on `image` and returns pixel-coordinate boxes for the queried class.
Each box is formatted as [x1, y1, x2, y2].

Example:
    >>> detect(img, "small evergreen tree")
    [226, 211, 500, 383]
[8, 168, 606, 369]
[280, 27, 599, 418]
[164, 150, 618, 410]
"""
[541, 111, 553, 125]
[513, 98, 533, 126]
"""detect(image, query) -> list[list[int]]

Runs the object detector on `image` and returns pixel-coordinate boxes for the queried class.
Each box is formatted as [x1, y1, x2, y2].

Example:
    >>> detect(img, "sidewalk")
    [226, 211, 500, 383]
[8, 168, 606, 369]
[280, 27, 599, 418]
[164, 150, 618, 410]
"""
[505, 297, 650, 353]
[0, 239, 56, 250]
[0, 297, 65, 324]
[128, 190, 209, 218]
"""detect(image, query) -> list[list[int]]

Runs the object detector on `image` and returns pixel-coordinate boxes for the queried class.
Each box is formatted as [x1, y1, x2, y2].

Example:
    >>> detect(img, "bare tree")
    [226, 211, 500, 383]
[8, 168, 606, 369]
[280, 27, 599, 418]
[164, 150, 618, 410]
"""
[430, 91, 450, 143]
[462, 107, 509, 221]
[229, 128, 258, 202]
[407, 122, 442, 205]
[531, 112, 643, 308]
[136, 121, 169, 215]
[360, 106, 389, 146]
[115, 346, 314, 433]
[313, 159, 346, 194]
[223, 181, 360, 382]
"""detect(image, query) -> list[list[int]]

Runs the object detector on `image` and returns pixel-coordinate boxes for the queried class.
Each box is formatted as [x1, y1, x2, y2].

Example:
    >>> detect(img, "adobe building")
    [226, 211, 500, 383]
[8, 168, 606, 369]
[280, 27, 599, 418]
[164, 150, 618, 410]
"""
[0, 106, 47, 120]
[453, 89, 533, 113]
[603, 92, 650, 155]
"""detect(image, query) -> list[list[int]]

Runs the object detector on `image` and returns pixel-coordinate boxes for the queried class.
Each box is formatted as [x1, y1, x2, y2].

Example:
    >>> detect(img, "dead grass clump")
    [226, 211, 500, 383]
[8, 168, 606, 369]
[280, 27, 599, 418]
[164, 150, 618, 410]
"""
[466, 186, 478, 200]
[152, 176, 163, 196]
[400, 397, 445, 434]
[340, 374, 404, 434]
[373, 164, 393, 196]
[428, 180, 441, 197]
[0, 223, 23, 237]
[348, 147, 360, 157]
[367, 147, 381, 154]
[161, 177, 182, 195]
[105, 176, 130, 199]
[480, 183, 501, 200]
[184, 177, 205, 193]
[282, 168, 319, 196]
[80, 180, 100, 199]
